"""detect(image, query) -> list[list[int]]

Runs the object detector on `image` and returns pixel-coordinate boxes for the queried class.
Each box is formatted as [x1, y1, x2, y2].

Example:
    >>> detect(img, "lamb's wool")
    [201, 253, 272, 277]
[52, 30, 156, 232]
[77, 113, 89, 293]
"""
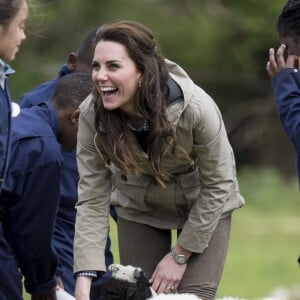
[148, 294, 201, 299]
[268, 285, 300, 300]
[216, 298, 245, 300]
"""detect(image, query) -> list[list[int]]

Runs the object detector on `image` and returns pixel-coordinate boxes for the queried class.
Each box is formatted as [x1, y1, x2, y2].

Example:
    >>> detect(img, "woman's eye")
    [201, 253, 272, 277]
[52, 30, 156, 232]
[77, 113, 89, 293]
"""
[109, 63, 119, 69]
[92, 63, 100, 70]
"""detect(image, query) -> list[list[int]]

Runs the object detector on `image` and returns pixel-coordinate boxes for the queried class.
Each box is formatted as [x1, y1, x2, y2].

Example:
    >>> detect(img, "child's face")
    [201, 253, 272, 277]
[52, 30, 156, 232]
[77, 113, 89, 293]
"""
[0, 0, 28, 62]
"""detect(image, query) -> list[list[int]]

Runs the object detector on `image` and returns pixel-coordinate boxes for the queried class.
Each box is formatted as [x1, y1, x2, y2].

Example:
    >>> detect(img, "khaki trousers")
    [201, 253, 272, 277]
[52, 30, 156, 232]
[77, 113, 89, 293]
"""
[117, 215, 232, 300]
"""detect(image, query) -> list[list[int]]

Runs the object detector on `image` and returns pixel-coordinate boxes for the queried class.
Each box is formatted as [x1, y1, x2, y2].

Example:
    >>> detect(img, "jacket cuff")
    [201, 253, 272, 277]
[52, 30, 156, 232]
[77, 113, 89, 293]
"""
[74, 249, 106, 274]
[177, 221, 212, 253]
[25, 278, 56, 295]
[76, 270, 97, 278]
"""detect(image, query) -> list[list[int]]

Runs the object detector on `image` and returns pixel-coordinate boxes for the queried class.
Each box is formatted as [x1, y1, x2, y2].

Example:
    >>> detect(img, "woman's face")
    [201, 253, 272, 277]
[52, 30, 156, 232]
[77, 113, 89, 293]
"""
[92, 40, 142, 114]
[0, 0, 28, 63]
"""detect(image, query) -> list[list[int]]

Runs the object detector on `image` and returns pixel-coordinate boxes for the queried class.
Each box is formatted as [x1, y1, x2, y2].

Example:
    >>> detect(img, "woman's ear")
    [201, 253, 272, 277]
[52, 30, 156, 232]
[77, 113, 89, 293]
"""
[138, 74, 143, 88]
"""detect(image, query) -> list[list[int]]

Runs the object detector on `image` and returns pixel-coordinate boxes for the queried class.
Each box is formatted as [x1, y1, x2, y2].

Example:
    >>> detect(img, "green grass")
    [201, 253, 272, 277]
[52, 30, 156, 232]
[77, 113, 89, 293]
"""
[24, 167, 300, 299]
[216, 168, 300, 299]
[217, 209, 300, 298]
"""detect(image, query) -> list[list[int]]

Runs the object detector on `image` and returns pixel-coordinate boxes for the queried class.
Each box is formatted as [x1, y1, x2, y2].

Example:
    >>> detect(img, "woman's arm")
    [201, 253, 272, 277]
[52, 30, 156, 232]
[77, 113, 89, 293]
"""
[73, 102, 112, 296]
[178, 94, 238, 253]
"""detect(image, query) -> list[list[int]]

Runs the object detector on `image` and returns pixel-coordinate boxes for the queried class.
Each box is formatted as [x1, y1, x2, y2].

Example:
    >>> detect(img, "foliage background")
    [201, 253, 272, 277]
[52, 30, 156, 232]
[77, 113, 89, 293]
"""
[14, 0, 296, 177]
[18, 0, 299, 298]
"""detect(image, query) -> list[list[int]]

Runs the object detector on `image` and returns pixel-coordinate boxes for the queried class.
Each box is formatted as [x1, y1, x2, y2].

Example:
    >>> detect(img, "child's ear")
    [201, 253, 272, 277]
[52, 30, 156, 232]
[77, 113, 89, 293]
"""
[71, 109, 80, 124]
[67, 52, 78, 71]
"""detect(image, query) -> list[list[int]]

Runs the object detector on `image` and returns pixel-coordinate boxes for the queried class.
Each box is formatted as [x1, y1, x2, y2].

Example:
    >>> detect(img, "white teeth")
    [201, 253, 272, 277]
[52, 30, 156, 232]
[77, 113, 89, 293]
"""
[100, 86, 117, 92]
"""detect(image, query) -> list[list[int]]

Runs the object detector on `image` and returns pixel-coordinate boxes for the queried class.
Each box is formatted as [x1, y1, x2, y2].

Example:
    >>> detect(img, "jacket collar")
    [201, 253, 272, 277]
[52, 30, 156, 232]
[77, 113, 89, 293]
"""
[165, 77, 183, 105]
[58, 64, 73, 78]
[37, 102, 60, 138]
[0, 59, 15, 90]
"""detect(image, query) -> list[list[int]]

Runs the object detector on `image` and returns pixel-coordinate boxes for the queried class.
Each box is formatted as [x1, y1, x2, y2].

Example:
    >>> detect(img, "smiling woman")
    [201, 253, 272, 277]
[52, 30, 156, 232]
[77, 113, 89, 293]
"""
[74, 20, 245, 300]
[92, 39, 142, 113]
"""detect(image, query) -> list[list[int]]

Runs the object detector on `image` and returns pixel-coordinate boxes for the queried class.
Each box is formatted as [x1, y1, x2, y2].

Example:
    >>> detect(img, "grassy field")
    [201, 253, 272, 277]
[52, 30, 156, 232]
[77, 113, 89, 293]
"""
[24, 168, 300, 299]
[216, 168, 300, 299]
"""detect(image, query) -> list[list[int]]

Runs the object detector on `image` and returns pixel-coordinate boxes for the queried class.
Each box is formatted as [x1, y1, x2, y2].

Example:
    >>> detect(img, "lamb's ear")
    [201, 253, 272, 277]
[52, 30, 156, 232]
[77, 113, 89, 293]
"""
[109, 263, 121, 272]
[109, 263, 120, 277]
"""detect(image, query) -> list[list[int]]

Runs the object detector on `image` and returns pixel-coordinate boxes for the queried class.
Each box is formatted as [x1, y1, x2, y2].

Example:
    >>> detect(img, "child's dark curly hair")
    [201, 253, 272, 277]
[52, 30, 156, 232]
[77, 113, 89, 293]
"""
[277, 0, 300, 38]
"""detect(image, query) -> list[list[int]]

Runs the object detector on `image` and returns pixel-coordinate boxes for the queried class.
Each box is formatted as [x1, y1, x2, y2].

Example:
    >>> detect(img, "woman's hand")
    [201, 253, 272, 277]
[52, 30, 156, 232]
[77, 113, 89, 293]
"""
[149, 253, 187, 294]
[266, 44, 300, 77]
[75, 276, 92, 300]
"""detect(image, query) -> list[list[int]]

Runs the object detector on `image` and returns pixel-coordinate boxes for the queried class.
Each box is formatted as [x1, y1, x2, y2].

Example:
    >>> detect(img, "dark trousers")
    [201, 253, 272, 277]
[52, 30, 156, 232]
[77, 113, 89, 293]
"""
[0, 222, 23, 300]
[117, 215, 232, 300]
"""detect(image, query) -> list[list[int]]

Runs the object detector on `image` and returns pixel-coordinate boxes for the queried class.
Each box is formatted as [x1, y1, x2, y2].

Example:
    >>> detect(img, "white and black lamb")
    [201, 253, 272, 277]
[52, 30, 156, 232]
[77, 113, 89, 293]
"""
[95, 264, 153, 300]
[149, 294, 201, 299]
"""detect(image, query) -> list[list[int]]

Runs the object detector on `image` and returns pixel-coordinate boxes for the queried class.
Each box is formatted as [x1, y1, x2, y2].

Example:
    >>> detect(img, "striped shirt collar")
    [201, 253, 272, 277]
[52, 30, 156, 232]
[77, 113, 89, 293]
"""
[0, 59, 15, 90]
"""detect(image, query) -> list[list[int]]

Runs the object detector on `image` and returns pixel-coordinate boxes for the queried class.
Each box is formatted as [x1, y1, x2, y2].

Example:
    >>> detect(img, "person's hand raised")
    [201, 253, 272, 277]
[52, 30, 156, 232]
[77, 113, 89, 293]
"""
[266, 44, 300, 77]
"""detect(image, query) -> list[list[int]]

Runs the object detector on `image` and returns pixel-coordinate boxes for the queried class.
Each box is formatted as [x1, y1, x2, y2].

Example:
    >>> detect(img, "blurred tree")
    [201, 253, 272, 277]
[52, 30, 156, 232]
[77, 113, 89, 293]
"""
[11, 0, 295, 178]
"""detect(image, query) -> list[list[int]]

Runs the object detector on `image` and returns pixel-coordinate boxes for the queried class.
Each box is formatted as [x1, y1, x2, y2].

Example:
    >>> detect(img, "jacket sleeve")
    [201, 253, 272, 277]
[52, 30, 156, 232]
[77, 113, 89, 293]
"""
[74, 106, 111, 274]
[272, 68, 300, 154]
[177, 94, 239, 253]
[3, 161, 60, 295]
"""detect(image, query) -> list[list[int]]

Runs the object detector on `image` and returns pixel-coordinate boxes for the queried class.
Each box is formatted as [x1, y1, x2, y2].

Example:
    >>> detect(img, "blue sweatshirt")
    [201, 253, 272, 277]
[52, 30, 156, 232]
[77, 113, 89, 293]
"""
[0, 60, 14, 193]
[0, 103, 62, 294]
[19, 65, 115, 295]
[272, 68, 300, 187]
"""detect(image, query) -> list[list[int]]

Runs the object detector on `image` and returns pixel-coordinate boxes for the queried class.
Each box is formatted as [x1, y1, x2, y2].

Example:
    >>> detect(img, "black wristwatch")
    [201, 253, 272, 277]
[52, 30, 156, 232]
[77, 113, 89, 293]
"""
[169, 248, 188, 264]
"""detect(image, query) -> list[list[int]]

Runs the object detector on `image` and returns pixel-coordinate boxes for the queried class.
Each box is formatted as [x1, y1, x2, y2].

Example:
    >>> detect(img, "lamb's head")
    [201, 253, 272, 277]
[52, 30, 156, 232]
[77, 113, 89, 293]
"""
[96, 264, 152, 300]
[109, 263, 144, 284]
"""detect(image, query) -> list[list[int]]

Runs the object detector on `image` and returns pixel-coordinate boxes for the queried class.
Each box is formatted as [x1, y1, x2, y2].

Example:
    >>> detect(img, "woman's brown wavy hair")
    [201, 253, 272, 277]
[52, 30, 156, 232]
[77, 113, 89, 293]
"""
[93, 20, 190, 186]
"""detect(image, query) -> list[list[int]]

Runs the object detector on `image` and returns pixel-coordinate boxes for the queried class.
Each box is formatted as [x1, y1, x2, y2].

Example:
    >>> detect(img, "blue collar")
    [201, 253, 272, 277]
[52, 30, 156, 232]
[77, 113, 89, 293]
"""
[58, 64, 72, 78]
[41, 102, 60, 138]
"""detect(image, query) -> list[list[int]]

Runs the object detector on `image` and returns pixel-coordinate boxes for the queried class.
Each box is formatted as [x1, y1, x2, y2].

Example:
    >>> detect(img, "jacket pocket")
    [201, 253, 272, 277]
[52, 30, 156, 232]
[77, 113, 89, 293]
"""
[111, 172, 152, 213]
[178, 167, 201, 210]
